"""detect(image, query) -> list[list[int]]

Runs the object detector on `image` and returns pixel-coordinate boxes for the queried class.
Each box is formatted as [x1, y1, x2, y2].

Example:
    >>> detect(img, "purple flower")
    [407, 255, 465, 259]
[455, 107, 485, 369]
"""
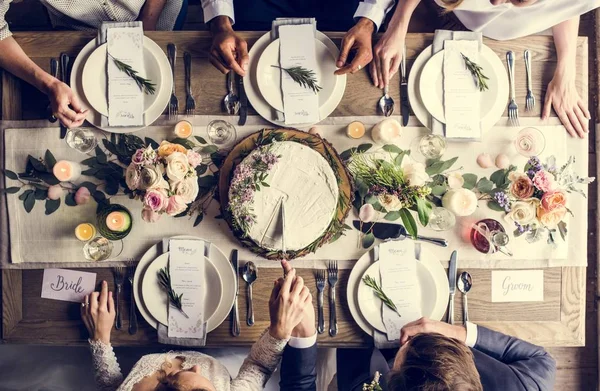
[494, 191, 511, 212]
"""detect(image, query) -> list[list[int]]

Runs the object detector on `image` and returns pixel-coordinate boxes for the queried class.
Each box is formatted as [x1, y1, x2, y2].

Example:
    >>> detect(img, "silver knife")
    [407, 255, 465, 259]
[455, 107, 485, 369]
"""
[447, 250, 458, 324]
[237, 74, 247, 126]
[59, 53, 70, 138]
[230, 249, 241, 336]
[400, 45, 410, 127]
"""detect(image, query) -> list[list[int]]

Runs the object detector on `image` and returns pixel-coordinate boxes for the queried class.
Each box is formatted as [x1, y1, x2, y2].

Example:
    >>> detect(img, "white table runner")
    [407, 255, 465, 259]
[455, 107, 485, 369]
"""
[1, 115, 589, 269]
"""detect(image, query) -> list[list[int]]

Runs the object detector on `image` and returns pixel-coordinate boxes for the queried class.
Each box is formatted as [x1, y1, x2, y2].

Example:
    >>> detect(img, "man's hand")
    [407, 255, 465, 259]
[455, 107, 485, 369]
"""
[281, 260, 315, 338]
[335, 18, 374, 75]
[399, 317, 466, 345]
[81, 280, 115, 345]
[268, 267, 312, 340]
[46, 78, 88, 128]
[209, 16, 249, 76]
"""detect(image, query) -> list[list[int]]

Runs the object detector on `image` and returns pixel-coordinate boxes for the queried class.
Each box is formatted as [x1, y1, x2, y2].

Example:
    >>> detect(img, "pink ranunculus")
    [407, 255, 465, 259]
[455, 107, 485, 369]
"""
[532, 170, 555, 193]
[125, 164, 141, 190]
[141, 206, 161, 223]
[74, 186, 91, 205]
[541, 190, 567, 212]
[165, 195, 188, 216]
[143, 188, 168, 212]
[187, 150, 203, 168]
[47, 184, 63, 200]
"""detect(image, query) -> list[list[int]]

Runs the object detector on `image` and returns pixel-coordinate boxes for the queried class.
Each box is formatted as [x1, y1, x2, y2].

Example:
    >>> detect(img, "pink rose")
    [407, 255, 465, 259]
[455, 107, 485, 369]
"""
[165, 195, 188, 216]
[143, 188, 168, 212]
[47, 185, 63, 200]
[74, 187, 91, 205]
[132, 146, 157, 166]
[186, 150, 203, 168]
[141, 207, 161, 223]
[532, 170, 555, 192]
[125, 164, 141, 190]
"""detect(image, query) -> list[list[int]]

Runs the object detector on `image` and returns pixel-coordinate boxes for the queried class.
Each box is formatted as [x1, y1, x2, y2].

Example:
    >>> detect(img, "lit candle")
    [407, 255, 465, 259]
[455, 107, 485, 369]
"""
[53, 160, 82, 182]
[174, 120, 193, 139]
[106, 211, 130, 232]
[75, 223, 96, 242]
[371, 119, 401, 144]
[346, 121, 366, 139]
[442, 188, 478, 217]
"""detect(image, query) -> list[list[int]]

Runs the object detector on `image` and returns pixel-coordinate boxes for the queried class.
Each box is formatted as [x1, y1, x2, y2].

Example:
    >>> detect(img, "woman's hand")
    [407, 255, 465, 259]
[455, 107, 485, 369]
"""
[280, 260, 315, 338]
[268, 267, 312, 340]
[46, 78, 88, 129]
[209, 16, 249, 76]
[81, 280, 115, 345]
[399, 317, 466, 345]
[371, 28, 405, 89]
[543, 66, 590, 138]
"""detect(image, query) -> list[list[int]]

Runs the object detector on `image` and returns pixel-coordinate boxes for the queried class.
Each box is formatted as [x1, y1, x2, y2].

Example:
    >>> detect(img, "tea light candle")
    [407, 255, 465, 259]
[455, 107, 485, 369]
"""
[174, 120, 193, 138]
[442, 188, 478, 217]
[371, 119, 401, 144]
[53, 160, 82, 182]
[106, 211, 129, 232]
[75, 223, 96, 242]
[346, 121, 365, 139]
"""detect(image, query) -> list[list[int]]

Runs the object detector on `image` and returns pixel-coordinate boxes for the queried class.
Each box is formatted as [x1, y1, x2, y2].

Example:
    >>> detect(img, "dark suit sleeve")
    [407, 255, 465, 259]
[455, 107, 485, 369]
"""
[473, 326, 556, 391]
[279, 343, 317, 391]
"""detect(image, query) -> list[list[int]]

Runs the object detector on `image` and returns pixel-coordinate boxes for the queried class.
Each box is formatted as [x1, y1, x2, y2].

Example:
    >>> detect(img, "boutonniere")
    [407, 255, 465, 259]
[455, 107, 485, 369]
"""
[363, 371, 383, 391]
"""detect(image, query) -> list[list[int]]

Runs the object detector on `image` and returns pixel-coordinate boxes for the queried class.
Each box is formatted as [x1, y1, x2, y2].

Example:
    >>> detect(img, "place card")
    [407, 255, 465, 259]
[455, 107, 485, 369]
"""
[379, 241, 422, 340]
[491, 270, 544, 302]
[278, 24, 320, 125]
[41, 269, 96, 303]
[107, 26, 144, 126]
[168, 239, 207, 338]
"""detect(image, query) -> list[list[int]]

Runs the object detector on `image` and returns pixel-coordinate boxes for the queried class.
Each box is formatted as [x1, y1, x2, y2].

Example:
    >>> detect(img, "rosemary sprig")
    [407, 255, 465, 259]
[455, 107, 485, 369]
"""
[271, 65, 322, 94]
[109, 54, 156, 95]
[362, 275, 401, 317]
[157, 267, 189, 318]
[461, 53, 489, 92]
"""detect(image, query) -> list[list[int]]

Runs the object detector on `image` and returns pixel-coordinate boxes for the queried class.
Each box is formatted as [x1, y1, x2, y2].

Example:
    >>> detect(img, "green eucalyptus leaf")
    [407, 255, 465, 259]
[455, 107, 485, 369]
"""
[38, 172, 60, 185]
[193, 213, 204, 227]
[23, 192, 35, 213]
[416, 197, 432, 227]
[95, 145, 107, 164]
[44, 150, 57, 171]
[1, 187, 20, 194]
[356, 143, 372, 153]
[487, 200, 506, 212]
[200, 145, 219, 154]
[382, 144, 402, 154]
[34, 188, 47, 200]
[194, 136, 208, 144]
[384, 211, 402, 221]
[102, 139, 119, 156]
[105, 177, 119, 195]
[356, 179, 369, 198]
[399, 208, 418, 239]
[28, 155, 47, 172]
[3, 169, 18, 180]
[339, 148, 355, 161]
[82, 168, 98, 176]
[93, 191, 106, 203]
[145, 137, 160, 149]
[490, 170, 505, 187]
[81, 157, 98, 166]
[19, 190, 33, 201]
[45, 198, 60, 215]
[558, 221, 568, 241]
[352, 192, 363, 212]
[476, 178, 494, 193]
[196, 164, 208, 176]
[65, 193, 77, 206]
[198, 175, 217, 188]
[79, 182, 98, 192]
[362, 233, 375, 248]
[431, 184, 447, 196]
[171, 137, 196, 149]
[462, 173, 478, 190]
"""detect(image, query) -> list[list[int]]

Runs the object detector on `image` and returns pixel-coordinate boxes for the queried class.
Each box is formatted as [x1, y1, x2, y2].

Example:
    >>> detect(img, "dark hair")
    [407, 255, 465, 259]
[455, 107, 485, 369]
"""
[387, 333, 483, 391]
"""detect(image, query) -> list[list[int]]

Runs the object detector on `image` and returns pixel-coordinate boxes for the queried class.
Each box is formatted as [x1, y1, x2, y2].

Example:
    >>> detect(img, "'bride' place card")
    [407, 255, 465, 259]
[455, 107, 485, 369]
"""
[491, 270, 544, 302]
[41, 268, 96, 303]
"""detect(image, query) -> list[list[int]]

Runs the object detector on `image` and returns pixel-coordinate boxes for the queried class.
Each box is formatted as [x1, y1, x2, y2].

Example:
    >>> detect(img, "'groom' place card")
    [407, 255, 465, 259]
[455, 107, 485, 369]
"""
[41, 269, 97, 303]
[491, 270, 544, 303]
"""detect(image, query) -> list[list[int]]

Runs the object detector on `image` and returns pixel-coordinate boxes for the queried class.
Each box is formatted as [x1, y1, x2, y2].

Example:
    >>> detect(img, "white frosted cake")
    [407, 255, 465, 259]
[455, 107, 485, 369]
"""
[229, 141, 339, 252]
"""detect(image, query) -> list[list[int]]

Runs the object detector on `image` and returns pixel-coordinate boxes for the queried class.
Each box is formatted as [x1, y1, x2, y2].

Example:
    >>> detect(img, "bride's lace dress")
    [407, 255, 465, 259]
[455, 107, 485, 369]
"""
[88, 329, 287, 391]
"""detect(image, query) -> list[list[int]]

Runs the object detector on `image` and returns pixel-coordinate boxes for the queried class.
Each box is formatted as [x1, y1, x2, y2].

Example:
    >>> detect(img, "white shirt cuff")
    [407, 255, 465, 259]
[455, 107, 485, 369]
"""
[353, 1, 388, 31]
[202, 0, 236, 25]
[465, 322, 478, 348]
[288, 332, 318, 349]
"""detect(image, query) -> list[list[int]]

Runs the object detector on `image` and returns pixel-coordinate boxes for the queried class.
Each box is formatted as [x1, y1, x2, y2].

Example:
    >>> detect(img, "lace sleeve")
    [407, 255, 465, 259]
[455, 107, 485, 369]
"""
[231, 329, 288, 391]
[88, 339, 124, 391]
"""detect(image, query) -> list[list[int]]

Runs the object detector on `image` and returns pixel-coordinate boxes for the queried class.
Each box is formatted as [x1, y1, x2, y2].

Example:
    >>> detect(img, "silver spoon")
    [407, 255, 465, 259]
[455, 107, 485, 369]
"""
[223, 71, 240, 115]
[457, 271, 472, 324]
[242, 261, 257, 326]
[378, 85, 394, 117]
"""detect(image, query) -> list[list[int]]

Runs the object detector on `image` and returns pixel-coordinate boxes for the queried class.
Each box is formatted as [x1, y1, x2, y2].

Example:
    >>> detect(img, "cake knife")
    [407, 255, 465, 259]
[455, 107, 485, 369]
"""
[230, 249, 240, 336]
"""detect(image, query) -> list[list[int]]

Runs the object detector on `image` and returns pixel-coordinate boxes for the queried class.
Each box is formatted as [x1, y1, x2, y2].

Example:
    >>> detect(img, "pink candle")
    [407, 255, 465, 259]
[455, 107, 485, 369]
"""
[53, 160, 82, 182]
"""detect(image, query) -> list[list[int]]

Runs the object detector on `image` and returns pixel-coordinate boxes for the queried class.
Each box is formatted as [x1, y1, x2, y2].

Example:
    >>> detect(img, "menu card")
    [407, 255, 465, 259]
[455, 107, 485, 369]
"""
[167, 239, 206, 338]
[107, 26, 144, 126]
[443, 40, 481, 139]
[379, 241, 422, 341]
[278, 24, 320, 125]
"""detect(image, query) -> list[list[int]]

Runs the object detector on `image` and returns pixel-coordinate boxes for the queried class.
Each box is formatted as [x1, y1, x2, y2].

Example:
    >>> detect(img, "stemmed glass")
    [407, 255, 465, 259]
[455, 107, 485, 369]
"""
[514, 127, 545, 157]
[65, 128, 98, 154]
[410, 134, 447, 162]
[207, 120, 237, 146]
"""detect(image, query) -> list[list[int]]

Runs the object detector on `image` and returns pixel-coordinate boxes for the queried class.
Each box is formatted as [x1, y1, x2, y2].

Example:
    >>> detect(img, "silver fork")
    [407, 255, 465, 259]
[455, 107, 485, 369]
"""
[315, 270, 326, 334]
[113, 267, 125, 330]
[506, 51, 519, 126]
[167, 43, 178, 120]
[327, 261, 338, 337]
[183, 51, 196, 116]
[127, 266, 138, 335]
[524, 50, 535, 112]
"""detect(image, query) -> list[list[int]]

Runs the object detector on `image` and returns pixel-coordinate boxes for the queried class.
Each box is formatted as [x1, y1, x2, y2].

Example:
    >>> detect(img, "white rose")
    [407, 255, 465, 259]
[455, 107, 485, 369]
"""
[139, 165, 165, 190]
[447, 172, 465, 189]
[504, 199, 539, 226]
[377, 193, 403, 211]
[166, 152, 190, 181]
[402, 160, 429, 187]
[125, 164, 140, 190]
[172, 176, 199, 203]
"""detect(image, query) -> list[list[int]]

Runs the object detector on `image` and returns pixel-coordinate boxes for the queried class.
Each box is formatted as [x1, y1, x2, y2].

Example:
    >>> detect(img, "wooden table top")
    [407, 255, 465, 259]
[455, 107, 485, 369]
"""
[1, 31, 590, 347]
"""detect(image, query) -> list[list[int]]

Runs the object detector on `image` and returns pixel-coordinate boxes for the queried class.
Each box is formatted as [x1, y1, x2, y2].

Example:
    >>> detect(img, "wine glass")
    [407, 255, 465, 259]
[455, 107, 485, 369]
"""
[410, 134, 447, 162]
[83, 237, 113, 261]
[207, 120, 237, 146]
[65, 128, 98, 154]
[426, 207, 456, 231]
[514, 127, 545, 157]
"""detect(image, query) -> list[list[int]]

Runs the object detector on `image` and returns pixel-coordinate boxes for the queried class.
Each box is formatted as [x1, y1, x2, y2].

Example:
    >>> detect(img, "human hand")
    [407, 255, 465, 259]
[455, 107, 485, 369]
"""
[399, 317, 466, 345]
[47, 78, 88, 128]
[209, 16, 249, 76]
[370, 27, 405, 89]
[268, 267, 312, 340]
[543, 66, 590, 138]
[280, 260, 315, 338]
[335, 18, 374, 76]
[81, 280, 115, 345]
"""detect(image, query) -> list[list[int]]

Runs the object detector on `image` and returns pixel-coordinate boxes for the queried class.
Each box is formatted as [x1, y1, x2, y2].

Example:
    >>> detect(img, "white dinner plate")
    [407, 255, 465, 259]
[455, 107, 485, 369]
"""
[70, 36, 172, 133]
[246, 31, 346, 128]
[256, 38, 338, 113]
[347, 245, 449, 336]
[133, 236, 236, 332]
[357, 261, 437, 333]
[140, 252, 223, 327]
[408, 44, 508, 132]
[82, 43, 162, 117]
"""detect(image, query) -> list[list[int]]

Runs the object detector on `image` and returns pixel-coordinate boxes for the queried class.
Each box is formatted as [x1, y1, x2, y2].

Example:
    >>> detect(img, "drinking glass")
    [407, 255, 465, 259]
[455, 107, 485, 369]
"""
[470, 219, 512, 255]
[207, 120, 237, 146]
[514, 127, 545, 157]
[83, 236, 113, 261]
[426, 207, 456, 231]
[65, 128, 98, 154]
[410, 134, 447, 162]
